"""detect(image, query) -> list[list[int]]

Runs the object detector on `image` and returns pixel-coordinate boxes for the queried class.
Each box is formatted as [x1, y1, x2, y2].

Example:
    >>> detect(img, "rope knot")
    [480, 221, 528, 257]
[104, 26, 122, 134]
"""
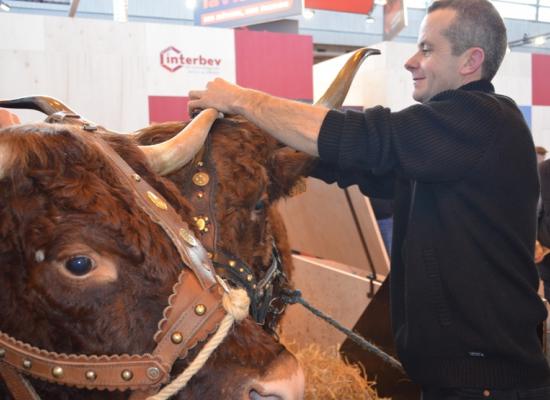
[222, 287, 250, 322]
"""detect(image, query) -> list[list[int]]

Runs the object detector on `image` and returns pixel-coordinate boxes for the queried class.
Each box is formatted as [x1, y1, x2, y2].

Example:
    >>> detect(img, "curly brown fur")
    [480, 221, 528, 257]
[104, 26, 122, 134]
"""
[135, 116, 316, 284]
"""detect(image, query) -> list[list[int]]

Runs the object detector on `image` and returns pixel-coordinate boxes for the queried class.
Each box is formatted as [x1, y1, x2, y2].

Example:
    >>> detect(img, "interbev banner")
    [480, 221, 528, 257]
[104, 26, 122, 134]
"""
[146, 24, 236, 96]
[146, 24, 236, 122]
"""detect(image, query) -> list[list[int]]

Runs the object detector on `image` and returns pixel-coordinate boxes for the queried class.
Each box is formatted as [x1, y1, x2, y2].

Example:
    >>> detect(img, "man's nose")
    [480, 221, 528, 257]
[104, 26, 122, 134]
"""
[404, 53, 418, 72]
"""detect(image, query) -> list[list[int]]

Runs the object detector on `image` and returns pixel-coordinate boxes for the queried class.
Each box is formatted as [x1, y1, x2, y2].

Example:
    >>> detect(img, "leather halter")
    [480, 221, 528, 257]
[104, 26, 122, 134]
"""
[182, 134, 288, 332]
[0, 112, 227, 399]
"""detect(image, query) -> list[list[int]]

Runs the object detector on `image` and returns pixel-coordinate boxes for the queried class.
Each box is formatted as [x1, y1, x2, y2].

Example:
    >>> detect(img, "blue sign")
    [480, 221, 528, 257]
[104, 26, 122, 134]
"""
[195, 0, 303, 28]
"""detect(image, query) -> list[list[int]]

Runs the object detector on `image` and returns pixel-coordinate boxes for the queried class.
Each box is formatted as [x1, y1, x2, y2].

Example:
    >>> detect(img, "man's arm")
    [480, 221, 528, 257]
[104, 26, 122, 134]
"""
[188, 78, 329, 156]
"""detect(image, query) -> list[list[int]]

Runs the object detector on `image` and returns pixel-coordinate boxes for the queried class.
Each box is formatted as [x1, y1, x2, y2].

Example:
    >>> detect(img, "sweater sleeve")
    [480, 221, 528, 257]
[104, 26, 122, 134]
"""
[309, 158, 395, 198]
[317, 89, 502, 182]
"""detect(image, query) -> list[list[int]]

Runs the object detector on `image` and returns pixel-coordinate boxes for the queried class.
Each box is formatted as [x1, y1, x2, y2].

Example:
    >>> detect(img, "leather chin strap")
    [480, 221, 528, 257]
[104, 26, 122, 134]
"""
[0, 114, 226, 399]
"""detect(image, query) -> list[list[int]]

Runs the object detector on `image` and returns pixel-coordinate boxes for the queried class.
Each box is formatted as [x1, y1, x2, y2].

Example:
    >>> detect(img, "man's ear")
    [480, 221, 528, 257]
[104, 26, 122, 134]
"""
[460, 47, 485, 76]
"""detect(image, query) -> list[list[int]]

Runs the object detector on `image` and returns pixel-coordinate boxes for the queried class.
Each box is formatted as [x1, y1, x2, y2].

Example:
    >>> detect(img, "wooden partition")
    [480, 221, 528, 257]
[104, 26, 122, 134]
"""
[277, 176, 389, 277]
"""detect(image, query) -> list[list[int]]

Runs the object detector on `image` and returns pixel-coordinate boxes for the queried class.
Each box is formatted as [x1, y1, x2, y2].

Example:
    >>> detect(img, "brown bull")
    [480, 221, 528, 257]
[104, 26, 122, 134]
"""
[0, 117, 306, 399]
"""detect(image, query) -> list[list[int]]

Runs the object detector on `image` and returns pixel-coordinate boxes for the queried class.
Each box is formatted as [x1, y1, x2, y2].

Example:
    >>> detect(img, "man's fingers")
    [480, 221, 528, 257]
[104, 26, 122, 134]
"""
[187, 100, 202, 116]
[188, 90, 204, 100]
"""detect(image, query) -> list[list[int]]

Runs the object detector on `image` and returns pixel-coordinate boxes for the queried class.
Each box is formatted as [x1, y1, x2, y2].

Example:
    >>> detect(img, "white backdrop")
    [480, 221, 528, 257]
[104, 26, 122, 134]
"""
[0, 13, 235, 132]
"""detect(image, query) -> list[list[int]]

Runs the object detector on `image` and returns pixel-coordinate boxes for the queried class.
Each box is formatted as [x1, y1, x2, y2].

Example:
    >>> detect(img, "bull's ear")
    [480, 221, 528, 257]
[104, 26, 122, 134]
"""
[268, 147, 317, 201]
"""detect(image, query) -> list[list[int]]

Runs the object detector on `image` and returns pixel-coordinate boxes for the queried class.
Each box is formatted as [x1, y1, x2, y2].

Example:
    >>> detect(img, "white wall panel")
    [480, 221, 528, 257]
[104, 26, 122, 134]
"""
[532, 106, 550, 149]
[493, 51, 532, 105]
[0, 14, 45, 51]
[0, 13, 235, 132]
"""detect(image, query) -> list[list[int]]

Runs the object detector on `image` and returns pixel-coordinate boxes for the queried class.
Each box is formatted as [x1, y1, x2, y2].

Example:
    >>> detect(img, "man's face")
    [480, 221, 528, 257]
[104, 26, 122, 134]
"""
[405, 9, 465, 103]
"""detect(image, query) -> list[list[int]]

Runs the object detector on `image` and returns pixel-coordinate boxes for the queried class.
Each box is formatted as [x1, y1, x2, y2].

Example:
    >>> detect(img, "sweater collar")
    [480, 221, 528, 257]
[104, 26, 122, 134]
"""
[458, 79, 494, 93]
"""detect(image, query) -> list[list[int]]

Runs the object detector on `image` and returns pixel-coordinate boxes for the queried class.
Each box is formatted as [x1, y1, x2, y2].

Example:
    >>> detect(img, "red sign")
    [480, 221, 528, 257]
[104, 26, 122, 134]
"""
[533, 54, 550, 106]
[304, 0, 373, 14]
[383, 0, 407, 41]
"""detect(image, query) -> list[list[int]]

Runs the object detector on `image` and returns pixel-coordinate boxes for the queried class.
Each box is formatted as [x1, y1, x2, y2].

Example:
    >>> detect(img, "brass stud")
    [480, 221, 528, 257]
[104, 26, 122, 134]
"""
[51, 366, 64, 378]
[147, 367, 161, 380]
[197, 161, 204, 167]
[179, 228, 197, 247]
[204, 217, 209, 221]
[121, 369, 134, 381]
[197, 191, 204, 199]
[22, 359, 32, 369]
[228, 260, 236, 267]
[239, 268, 244, 273]
[195, 217, 207, 231]
[171, 332, 183, 344]
[0, 349, 5, 359]
[192, 172, 210, 187]
[85, 370, 97, 381]
[203, 227, 209, 233]
[132, 173, 141, 182]
[246, 274, 253, 282]
[252, 284, 257, 289]
[207, 252, 213, 259]
[147, 191, 167, 210]
[194, 304, 207, 316]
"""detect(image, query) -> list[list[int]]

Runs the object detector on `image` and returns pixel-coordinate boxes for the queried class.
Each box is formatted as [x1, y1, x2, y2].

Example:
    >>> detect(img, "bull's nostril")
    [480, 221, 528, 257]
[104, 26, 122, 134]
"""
[249, 390, 282, 400]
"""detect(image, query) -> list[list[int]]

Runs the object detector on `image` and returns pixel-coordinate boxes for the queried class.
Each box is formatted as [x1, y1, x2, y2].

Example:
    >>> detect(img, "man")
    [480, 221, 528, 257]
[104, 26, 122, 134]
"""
[189, 0, 550, 397]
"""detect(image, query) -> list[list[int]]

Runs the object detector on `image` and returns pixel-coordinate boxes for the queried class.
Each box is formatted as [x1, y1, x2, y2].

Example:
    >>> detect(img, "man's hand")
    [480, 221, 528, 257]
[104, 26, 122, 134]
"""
[0, 109, 20, 128]
[535, 240, 550, 263]
[188, 78, 247, 116]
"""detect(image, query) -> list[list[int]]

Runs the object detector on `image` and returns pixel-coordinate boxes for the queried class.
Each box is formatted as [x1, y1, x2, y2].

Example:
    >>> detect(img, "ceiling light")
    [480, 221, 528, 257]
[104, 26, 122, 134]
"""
[533, 36, 546, 46]
[303, 8, 315, 19]
[186, 0, 196, 9]
[0, 2, 10, 12]
[366, 14, 375, 24]
[375, 0, 387, 5]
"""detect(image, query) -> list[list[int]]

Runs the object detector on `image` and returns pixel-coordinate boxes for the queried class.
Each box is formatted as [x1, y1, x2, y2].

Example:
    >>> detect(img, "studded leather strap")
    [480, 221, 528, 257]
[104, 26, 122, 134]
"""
[0, 363, 40, 400]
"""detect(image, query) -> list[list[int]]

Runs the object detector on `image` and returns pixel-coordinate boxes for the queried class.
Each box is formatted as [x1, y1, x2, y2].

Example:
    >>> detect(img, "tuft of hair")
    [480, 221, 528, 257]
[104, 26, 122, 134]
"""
[428, 0, 507, 81]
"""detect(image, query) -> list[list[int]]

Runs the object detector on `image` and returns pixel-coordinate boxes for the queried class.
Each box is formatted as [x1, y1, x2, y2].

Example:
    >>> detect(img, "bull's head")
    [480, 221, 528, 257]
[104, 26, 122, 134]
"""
[0, 120, 304, 399]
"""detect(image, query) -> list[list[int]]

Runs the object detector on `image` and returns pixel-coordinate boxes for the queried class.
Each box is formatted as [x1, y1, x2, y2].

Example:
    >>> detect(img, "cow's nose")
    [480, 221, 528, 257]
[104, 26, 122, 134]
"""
[245, 350, 305, 400]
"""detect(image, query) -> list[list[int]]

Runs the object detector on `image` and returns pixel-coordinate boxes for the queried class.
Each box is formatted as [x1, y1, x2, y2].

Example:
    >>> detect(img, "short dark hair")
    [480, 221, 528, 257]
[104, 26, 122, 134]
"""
[428, 0, 507, 81]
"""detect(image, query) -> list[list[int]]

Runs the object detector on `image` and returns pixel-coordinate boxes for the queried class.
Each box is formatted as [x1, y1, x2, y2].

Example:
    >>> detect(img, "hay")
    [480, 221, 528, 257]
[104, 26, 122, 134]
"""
[285, 342, 387, 400]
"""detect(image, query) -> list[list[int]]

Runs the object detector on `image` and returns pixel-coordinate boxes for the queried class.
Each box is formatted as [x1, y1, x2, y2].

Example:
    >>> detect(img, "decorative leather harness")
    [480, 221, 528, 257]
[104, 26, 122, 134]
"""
[181, 134, 288, 332]
[0, 113, 228, 400]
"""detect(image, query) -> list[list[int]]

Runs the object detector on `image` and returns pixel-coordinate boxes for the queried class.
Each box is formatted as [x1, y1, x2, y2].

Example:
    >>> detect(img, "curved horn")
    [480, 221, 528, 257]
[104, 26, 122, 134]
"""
[139, 108, 220, 176]
[0, 96, 77, 116]
[315, 47, 381, 109]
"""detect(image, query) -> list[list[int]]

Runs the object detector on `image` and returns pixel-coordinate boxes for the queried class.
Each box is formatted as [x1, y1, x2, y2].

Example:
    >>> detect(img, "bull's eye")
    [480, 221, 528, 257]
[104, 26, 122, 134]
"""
[254, 200, 265, 211]
[65, 256, 94, 276]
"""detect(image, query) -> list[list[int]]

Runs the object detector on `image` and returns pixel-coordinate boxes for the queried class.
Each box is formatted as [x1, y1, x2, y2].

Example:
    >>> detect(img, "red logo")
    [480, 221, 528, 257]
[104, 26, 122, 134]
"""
[160, 46, 222, 73]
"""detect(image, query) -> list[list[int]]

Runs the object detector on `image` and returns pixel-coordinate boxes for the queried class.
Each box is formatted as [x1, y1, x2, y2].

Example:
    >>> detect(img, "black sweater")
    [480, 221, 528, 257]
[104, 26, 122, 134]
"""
[312, 80, 550, 388]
